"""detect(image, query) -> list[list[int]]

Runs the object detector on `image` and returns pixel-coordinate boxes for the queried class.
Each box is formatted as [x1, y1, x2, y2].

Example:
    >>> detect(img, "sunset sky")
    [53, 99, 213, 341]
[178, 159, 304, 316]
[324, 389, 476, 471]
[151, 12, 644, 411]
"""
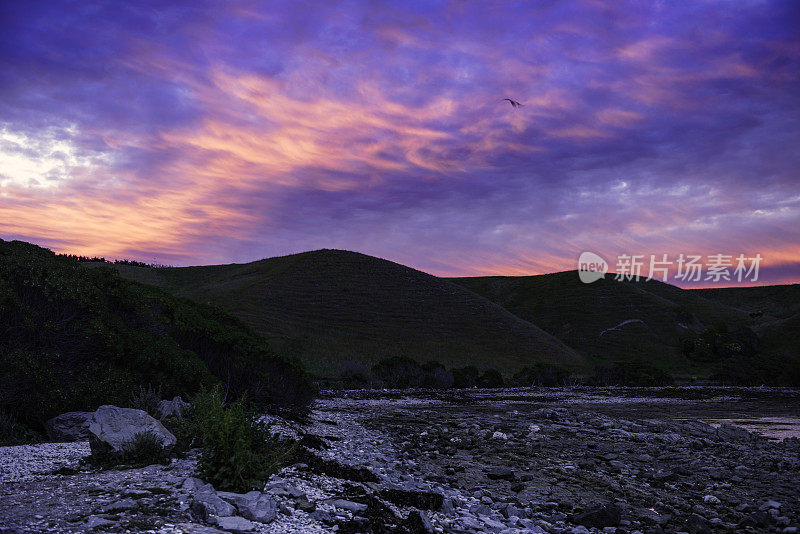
[1, 1, 798, 286]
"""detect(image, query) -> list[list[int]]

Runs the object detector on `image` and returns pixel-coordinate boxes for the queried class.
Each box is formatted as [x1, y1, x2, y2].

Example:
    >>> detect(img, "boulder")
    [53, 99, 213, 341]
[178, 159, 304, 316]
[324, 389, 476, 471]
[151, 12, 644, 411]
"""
[573, 502, 621, 528]
[45, 412, 93, 442]
[88, 405, 176, 456]
[210, 516, 256, 533]
[238, 493, 278, 523]
[192, 488, 237, 520]
[158, 396, 189, 419]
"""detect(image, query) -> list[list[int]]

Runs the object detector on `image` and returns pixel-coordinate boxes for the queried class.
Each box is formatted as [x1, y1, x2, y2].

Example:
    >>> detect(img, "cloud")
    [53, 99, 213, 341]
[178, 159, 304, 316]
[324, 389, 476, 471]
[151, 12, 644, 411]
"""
[0, 0, 798, 286]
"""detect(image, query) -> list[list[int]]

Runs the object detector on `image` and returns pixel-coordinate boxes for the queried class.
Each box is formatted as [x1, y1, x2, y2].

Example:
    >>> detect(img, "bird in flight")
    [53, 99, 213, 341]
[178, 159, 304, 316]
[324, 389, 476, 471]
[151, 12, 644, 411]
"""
[502, 98, 523, 108]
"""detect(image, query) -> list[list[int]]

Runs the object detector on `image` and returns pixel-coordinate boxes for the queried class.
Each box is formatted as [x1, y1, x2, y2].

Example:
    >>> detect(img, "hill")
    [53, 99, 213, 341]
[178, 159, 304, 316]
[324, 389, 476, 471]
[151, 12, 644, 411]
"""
[0, 239, 313, 439]
[450, 271, 754, 376]
[99, 250, 585, 376]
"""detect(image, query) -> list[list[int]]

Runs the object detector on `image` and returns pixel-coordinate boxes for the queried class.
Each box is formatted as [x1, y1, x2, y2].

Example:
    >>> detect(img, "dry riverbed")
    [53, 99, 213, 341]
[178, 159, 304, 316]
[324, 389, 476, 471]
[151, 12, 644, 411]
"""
[1, 387, 799, 533]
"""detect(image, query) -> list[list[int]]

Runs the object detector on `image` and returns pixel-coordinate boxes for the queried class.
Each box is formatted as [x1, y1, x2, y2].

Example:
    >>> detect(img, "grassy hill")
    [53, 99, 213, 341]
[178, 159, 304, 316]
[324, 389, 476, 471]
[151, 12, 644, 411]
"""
[693, 284, 800, 362]
[99, 250, 585, 376]
[0, 239, 313, 440]
[450, 271, 753, 377]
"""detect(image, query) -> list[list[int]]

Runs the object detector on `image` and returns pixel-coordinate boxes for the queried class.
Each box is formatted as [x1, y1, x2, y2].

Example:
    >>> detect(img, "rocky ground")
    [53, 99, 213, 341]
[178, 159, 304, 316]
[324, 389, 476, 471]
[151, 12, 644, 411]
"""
[1, 387, 799, 533]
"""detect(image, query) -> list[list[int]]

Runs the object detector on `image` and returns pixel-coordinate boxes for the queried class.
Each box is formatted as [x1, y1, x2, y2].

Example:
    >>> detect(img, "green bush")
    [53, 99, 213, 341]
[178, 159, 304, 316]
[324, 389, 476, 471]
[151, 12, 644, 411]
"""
[129, 384, 163, 418]
[0, 410, 40, 445]
[591, 361, 674, 386]
[371, 356, 425, 388]
[190, 388, 294, 492]
[120, 430, 172, 465]
[452, 366, 480, 388]
[421, 361, 454, 389]
[513, 363, 570, 387]
[477, 368, 504, 388]
[0, 239, 315, 432]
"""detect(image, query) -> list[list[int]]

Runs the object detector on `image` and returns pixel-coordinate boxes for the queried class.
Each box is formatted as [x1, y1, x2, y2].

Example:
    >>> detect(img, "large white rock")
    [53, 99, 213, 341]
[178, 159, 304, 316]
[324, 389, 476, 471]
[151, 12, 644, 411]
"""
[88, 405, 176, 456]
[45, 411, 93, 442]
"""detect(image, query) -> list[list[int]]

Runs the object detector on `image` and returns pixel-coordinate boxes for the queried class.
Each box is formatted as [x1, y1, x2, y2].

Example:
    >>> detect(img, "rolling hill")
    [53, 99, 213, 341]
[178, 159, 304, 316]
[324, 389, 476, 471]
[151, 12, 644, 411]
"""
[99, 250, 585, 376]
[450, 271, 753, 375]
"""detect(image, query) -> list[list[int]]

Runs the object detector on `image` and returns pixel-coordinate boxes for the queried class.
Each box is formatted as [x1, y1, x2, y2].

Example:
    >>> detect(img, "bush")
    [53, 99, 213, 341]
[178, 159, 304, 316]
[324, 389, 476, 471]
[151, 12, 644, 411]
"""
[591, 361, 674, 386]
[513, 364, 570, 387]
[190, 388, 294, 492]
[421, 361, 454, 389]
[0, 239, 315, 432]
[0, 410, 40, 445]
[371, 356, 424, 388]
[452, 366, 480, 388]
[477, 368, 504, 388]
[129, 384, 163, 418]
[119, 430, 172, 465]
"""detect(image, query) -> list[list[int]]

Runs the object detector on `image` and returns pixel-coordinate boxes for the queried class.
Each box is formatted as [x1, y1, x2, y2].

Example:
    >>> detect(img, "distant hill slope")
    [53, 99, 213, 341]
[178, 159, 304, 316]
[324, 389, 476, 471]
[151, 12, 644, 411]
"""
[691, 284, 800, 319]
[450, 271, 752, 374]
[0, 240, 313, 437]
[693, 284, 800, 358]
[101, 250, 585, 375]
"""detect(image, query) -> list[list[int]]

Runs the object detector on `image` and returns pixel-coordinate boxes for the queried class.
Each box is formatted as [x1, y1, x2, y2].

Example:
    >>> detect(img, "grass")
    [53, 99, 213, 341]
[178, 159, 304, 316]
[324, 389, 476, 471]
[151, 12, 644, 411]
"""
[100, 249, 585, 376]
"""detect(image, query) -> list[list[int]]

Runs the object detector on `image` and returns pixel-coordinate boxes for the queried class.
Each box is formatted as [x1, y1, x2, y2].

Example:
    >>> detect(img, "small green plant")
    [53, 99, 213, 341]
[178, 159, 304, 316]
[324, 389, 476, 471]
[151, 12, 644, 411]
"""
[0, 410, 40, 445]
[129, 384, 163, 418]
[190, 387, 294, 492]
[120, 430, 172, 465]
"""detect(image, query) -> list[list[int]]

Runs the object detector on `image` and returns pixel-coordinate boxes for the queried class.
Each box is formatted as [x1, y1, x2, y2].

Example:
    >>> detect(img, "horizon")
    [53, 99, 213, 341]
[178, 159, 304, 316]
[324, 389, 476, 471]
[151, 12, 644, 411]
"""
[1, 1, 799, 286]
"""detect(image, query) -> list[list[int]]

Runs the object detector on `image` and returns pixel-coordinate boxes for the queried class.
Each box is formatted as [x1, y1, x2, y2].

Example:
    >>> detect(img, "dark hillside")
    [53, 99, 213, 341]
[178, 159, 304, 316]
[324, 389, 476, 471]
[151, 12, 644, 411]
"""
[0, 239, 313, 437]
[101, 250, 585, 375]
[451, 271, 751, 374]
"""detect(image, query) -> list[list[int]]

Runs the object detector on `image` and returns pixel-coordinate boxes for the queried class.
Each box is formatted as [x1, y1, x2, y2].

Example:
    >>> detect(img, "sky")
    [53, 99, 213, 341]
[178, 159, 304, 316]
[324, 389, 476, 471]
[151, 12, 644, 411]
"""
[1, 0, 799, 287]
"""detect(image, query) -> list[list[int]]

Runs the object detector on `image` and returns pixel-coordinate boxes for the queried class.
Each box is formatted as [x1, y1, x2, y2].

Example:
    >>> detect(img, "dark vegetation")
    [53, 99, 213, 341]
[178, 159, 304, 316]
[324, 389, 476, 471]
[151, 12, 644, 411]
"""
[181, 387, 295, 492]
[0, 239, 314, 442]
[98, 249, 584, 376]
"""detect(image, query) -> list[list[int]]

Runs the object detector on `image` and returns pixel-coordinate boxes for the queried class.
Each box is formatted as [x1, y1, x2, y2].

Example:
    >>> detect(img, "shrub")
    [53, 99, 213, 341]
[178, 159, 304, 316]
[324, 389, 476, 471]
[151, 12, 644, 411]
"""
[0, 410, 40, 445]
[452, 366, 480, 388]
[421, 361, 454, 389]
[514, 364, 570, 387]
[477, 368, 504, 388]
[119, 430, 172, 465]
[371, 356, 424, 388]
[0, 239, 314, 432]
[129, 384, 163, 418]
[190, 388, 294, 492]
[591, 361, 674, 386]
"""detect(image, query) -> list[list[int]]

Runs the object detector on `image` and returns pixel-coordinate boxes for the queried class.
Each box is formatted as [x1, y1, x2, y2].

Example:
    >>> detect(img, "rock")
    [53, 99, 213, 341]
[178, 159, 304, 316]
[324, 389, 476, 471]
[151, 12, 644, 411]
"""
[492, 431, 508, 440]
[574, 502, 621, 528]
[760, 500, 782, 511]
[99, 498, 138, 513]
[192, 489, 237, 520]
[684, 513, 711, 534]
[703, 495, 721, 505]
[45, 412, 94, 442]
[264, 481, 305, 498]
[88, 405, 176, 456]
[85, 516, 116, 529]
[486, 467, 516, 481]
[324, 499, 368, 513]
[379, 487, 444, 511]
[238, 493, 277, 523]
[158, 396, 188, 419]
[716, 423, 752, 442]
[402, 510, 434, 534]
[296, 498, 316, 513]
[211, 516, 256, 533]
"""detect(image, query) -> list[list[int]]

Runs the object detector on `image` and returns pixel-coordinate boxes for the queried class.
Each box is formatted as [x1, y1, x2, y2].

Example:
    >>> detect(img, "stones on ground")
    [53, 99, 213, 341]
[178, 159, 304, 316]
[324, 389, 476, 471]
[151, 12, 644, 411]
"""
[486, 466, 516, 481]
[45, 412, 94, 442]
[379, 486, 444, 510]
[210, 515, 256, 533]
[191, 487, 237, 520]
[84, 515, 116, 529]
[573, 502, 622, 528]
[324, 498, 368, 512]
[88, 405, 176, 456]
[684, 512, 712, 534]
[703, 494, 721, 505]
[402, 510, 434, 533]
[237, 493, 278, 523]
[98, 497, 138, 513]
